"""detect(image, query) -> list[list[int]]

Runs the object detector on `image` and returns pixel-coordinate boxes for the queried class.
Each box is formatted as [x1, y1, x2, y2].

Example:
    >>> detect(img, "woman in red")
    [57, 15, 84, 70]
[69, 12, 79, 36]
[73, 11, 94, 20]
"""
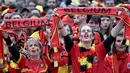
[58, 14, 124, 73]
[103, 29, 130, 73]
[2, 32, 48, 73]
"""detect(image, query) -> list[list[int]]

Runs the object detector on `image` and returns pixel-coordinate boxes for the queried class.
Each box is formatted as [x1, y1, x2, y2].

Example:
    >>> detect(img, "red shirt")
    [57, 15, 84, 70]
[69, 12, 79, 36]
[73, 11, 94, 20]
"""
[70, 42, 107, 73]
[17, 55, 48, 73]
[103, 53, 130, 73]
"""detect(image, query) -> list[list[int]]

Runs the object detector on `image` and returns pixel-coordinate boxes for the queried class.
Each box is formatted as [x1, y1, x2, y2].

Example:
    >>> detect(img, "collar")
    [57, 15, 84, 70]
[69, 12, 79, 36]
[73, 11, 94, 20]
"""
[78, 42, 95, 53]
[117, 52, 128, 60]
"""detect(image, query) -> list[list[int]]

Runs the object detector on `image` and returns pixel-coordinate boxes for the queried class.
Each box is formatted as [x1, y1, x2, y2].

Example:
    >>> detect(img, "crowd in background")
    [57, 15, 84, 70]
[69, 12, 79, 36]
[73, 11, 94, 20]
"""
[0, 0, 130, 73]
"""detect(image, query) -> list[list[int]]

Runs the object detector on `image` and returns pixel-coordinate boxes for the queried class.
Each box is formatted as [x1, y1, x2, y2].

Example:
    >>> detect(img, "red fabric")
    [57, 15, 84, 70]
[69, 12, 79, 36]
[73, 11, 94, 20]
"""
[92, 42, 107, 73]
[124, 22, 130, 40]
[103, 53, 130, 73]
[62, 15, 74, 27]
[71, 25, 79, 40]
[51, 16, 60, 48]
[56, 7, 130, 40]
[18, 55, 48, 73]
[8, 63, 21, 73]
[0, 30, 4, 59]
[39, 30, 45, 44]
[0, 63, 21, 73]
[69, 42, 107, 73]
[2, 18, 49, 29]
[94, 32, 101, 45]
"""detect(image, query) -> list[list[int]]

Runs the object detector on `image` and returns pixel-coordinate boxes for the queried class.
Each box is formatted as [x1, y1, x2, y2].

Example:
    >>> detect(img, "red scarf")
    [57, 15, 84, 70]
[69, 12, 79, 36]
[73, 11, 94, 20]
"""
[112, 53, 128, 73]
[56, 7, 130, 40]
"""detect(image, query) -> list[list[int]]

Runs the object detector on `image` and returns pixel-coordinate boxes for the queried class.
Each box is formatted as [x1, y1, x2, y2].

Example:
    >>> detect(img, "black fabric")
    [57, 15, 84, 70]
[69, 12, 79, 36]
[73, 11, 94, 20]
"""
[4, 36, 20, 61]
[104, 34, 116, 53]
[87, 55, 94, 63]
[64, 35, 73, 52]
[80, 47, 90, 52]
[80, 65, 87, 72]
[4, 36, 12, 45]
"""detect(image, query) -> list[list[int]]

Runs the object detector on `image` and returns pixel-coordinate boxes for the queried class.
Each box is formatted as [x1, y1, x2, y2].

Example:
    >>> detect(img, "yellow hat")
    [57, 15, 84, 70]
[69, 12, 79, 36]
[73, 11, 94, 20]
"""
[1, 8, 9, 17]
[35, 5, 43, 12]
[72, 0, 80, 5]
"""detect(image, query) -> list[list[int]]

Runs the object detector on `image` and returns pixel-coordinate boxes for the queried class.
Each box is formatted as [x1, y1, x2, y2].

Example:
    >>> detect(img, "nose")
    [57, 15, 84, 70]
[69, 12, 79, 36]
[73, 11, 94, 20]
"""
[118, 41, 123, 46]
[104, 20, 108, 23]
[31, 45, 35, 49]
[84, 31, 88, 34]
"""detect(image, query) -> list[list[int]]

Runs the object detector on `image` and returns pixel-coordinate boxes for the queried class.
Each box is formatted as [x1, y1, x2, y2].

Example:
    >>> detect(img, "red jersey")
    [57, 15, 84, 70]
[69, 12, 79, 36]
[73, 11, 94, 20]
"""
[70, 42, 107, 73]
[17, 55, 48, 73]
[0, 61, 21, 73]
[103, 53, 130, 73]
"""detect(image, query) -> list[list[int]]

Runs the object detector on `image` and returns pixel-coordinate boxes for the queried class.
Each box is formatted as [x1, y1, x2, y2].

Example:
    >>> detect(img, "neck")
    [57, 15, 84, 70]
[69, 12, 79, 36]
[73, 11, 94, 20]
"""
[29, 55, 41, 62]
[81, 41, 92, 49]
[101, 29, 107, 35]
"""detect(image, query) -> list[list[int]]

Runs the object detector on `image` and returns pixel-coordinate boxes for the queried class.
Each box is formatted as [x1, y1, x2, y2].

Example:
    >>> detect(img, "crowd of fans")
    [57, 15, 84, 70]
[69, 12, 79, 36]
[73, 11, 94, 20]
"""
[0, 0, 130, 73]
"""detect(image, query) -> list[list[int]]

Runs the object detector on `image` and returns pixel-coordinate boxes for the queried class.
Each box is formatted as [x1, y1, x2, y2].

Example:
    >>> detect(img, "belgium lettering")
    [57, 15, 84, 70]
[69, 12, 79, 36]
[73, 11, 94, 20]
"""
[2, 18, 50, 29]
[56, 7, 123, 16]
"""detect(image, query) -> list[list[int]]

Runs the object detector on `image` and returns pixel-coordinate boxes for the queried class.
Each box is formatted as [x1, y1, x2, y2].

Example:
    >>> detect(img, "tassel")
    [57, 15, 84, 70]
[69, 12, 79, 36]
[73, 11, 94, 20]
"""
[53, 47, 58, 67]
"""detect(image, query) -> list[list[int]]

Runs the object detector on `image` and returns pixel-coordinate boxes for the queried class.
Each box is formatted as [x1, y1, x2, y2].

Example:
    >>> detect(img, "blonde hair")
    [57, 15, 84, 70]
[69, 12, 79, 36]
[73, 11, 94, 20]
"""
[25, 38, 42, 50]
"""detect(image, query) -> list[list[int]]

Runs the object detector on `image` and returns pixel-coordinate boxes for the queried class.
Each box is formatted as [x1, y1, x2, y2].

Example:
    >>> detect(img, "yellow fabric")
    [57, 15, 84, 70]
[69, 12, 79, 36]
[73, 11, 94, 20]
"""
[21, 68, 33, 73]
[10, 60, 19, 69]
[116, 3, 123, 7]
[17, 54, 22, 63]
[0, 58, 3, 64]
[72, 0, 80, 5]
[78, 42, 95, 51]
[58, 66, 69, 73]
[2, 64, 8, 73]
[126, 40, 130, 46]
[30, 31, 39, 38]
[4, 50, 7, 55]
[78, 42, 94, 68]
[35, 5, 43, 12]
[1, 8, 9, 17]
[39, 64, 48, 72]
[54, 61, 58, 67]
[53, 47, 58, 52]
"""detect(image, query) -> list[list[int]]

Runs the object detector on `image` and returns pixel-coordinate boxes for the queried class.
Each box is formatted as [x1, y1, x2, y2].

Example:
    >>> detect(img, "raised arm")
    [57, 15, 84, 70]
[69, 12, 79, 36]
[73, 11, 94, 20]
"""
[58, 18, 74, 52]
[104, 20, 124, 52]
[2, 31, 20, 61]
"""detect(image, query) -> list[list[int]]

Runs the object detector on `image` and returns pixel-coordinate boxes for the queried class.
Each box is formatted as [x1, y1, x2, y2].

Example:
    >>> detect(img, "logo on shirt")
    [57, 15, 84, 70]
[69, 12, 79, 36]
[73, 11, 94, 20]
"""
[127, 63, 130, 69]
[93, 56, 98, 64]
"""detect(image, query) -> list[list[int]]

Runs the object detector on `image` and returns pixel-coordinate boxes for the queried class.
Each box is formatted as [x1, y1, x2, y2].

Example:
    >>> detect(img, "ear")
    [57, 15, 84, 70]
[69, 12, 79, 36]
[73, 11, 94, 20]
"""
[91, 34, 94, 40]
